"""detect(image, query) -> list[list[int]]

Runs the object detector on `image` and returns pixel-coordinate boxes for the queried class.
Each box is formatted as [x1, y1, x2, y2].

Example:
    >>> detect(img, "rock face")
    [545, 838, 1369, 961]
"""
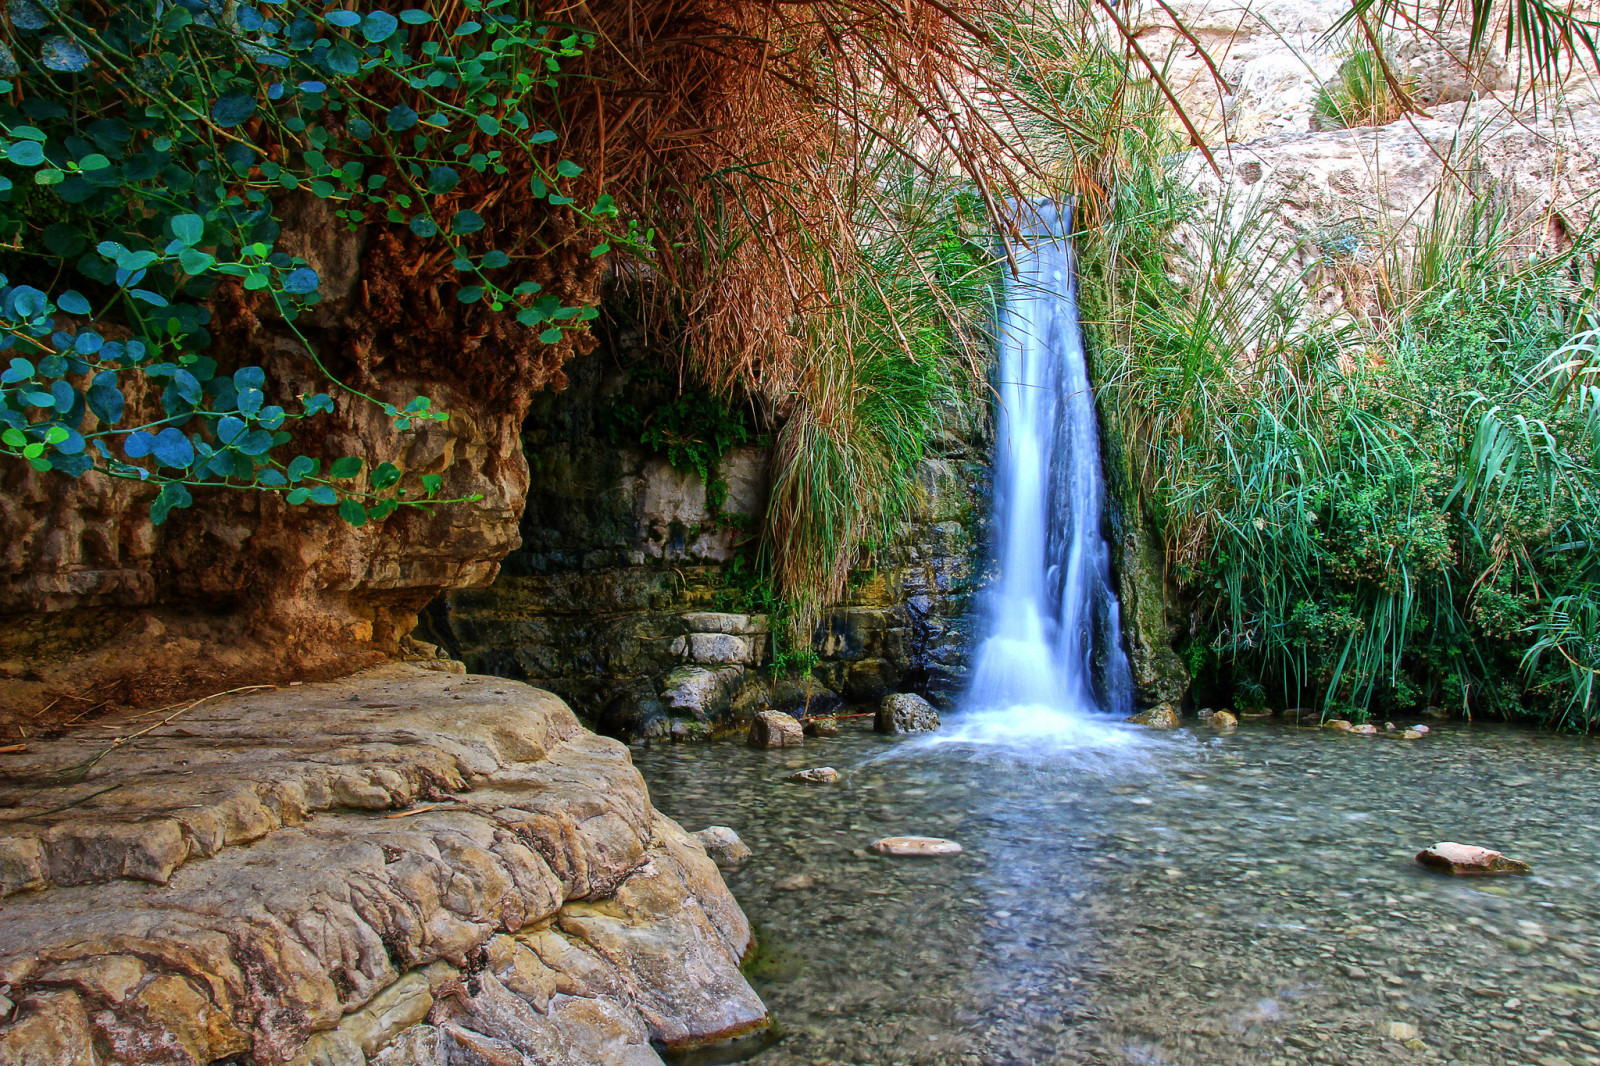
[0, 665, 765, 1064]
[876, 692, 941, 734]
[748, 710, 804, 748]
[438, 347, 991, 739]
[0, 207, 537, 725]
[1416, 842, 1532, 875]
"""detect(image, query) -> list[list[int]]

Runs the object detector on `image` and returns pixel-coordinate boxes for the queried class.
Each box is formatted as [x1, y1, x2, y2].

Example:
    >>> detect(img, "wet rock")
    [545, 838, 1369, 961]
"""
[1209, 710, 1238, 729]
[1125, 704, 1179, 730]
[876, 693, 940, 734]
[1398, 729, 1425, 740]
[1416, 842, 1532, 875]
[692, 827, 752, 871]
[662, 665, 743, 721]
[1422, 705, 1450, 718]
[869, 837, 963, 857]
[748, 711, 803, 748]
[768, 678, 840, 717]
[1412, 724, 1431, 735]
[1238, 706, 1274, 719]
[786, 768, 840, 784]
[1323, 720, 1355, 732]
[1352, 723, 1379, 736]
[801, 715, 839, 738]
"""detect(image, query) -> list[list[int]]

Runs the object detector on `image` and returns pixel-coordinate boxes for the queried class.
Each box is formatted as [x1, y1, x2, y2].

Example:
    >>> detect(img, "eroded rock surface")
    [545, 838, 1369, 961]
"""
[875, 692, 941, 735]
[0, 664, 765, 1065]
[1416, 842, 1532, 876]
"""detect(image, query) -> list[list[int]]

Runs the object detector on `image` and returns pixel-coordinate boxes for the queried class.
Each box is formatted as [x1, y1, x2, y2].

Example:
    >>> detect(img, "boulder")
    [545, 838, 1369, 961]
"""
[801, 715, 839, 738]
[1125, 704, 1180, 730]
[1416, 842, 1532, 875]
[869, 837, 963, 857]
[747, 711, 803, 748]
[693, 827, 752, 871]
[786, 768, 840, 784]
[1209, 710, 1239, 729]
[662, 666, 743, 721]
[875, 693, 940, 734]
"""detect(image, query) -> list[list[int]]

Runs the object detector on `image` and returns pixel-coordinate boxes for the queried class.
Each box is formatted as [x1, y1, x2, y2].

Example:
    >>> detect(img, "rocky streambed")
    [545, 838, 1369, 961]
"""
[0, 664, 764, 1065]
[635, 713, 1600, 1065]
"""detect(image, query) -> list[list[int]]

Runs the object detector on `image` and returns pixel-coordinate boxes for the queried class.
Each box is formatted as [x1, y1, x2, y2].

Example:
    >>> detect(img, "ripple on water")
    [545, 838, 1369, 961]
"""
[635, 718, 1600, 1066]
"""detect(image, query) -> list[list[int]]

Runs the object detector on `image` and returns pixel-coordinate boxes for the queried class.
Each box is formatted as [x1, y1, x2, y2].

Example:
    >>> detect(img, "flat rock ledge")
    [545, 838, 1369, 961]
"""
[0, 663, 766, 1065]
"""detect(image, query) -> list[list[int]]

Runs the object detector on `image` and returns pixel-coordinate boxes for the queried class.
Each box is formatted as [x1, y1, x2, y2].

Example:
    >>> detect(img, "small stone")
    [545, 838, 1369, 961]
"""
[1399, 730, 1424, 739]
[787, 767, 840, 784]
[876, 693, 940, 734]
[1422, 705, 1449, 718]
[748, 710, 803, 748]
[869, 836, 962, 857]
[1412, 724, 1430, 734]
[1196, 707, 1215, 720]
[1125, 704, 1179, 730]
[1209, 710, 1238, 729]
[1384, 722, 1396, 731]
[1404, 1038, 1428, 1052]
[694, 826, 753, 870]
[1323, 720, 1355, 732]
[1379, 1021, 1419, 1041]
[1238, 706, 1275, 719]
[774, 874, 816, 891]
[1416, 842, 1531, 875]
[1352, 723, 1379, 735]
[801, 715, 839, 738]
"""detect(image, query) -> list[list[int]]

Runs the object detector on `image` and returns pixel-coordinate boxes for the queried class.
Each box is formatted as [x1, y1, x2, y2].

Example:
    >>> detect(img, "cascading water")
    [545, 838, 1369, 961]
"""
[957, 202, 1134, 739]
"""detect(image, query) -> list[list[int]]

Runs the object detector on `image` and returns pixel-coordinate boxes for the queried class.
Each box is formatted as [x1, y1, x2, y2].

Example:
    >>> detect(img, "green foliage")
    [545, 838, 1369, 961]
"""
[0, 0, 627, 524]
[1087, 165, 1600, 727]
[607, 380, 755, 514]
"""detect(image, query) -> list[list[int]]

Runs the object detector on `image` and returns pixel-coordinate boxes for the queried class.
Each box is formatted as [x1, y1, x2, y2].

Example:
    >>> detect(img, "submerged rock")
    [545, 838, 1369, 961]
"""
[1353, 723, 1379, 736]
[748, 710, 803, 748]
[1323, 719, 1355, 732]
[869, 836, 963, 857]
[787, 767, 840, 784]
[1209, 710, 1239, 729]
[1416, 842, 1532, 875]
[1126, 704, 1179, 730]
[694, 826, 752, 871]
[876, 692, 940, 734]
[774, 874, 817, 891]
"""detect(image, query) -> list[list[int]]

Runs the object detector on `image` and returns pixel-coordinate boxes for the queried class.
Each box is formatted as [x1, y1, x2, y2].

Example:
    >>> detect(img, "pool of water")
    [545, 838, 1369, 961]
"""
[633, 713, 1600, 1066]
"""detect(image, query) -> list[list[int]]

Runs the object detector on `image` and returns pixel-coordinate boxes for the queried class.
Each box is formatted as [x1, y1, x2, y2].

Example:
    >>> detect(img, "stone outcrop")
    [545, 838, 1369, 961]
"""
[438, 347, 990, 739]
[0, 664, 765, 1064]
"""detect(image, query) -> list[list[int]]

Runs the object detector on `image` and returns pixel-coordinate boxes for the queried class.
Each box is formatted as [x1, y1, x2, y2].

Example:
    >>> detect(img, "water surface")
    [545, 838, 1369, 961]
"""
[636, 717, 1600, 1066]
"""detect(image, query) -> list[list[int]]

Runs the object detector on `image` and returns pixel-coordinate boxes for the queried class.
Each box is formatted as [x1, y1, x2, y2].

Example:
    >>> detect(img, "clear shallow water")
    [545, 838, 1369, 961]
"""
[635, 717, 1600, 1066]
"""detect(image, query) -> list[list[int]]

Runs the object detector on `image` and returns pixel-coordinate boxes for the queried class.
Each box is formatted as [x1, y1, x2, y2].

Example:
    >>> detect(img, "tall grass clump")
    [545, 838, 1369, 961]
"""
[1313, 45, 1416, 129]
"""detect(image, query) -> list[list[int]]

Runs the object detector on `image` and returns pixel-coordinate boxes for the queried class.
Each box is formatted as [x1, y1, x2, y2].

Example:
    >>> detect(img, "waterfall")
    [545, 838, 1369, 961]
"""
[964, 203, 1134, 727]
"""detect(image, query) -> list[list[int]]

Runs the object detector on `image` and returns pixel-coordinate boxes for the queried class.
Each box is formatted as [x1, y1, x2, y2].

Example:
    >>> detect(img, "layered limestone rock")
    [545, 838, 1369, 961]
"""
[0, 664, 765, 1064]
[0, 201, 538, 723]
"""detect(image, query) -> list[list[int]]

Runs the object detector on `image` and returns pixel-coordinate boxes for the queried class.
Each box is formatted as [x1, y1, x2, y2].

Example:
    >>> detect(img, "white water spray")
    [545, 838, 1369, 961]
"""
[956, 203, 1134, 742]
